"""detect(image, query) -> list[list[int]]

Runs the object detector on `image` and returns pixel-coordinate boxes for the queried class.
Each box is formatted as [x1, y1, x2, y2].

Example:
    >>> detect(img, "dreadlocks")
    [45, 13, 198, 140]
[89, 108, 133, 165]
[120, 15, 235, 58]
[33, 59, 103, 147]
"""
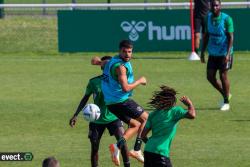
[148, 85, 177, 111]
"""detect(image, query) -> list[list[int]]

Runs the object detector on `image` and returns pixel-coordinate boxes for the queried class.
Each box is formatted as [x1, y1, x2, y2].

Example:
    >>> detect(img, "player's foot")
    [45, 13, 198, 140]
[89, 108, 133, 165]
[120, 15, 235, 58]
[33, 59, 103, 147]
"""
[129, 149, 144, 163]
[220, 103, 230, 111]
[109, 144, 120, 166]
[219, 93, 232, 107]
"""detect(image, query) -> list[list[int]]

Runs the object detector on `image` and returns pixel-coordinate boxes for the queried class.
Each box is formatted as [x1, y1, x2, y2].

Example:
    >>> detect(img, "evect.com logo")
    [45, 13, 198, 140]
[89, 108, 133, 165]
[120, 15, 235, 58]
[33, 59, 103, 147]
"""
[0, 152, 33, 161]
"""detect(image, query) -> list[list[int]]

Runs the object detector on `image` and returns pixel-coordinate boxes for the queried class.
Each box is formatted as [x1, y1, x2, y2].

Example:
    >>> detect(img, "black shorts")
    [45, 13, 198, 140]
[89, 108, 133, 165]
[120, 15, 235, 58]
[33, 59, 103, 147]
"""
[194, 17, 206, 33]
[207, 55, 233, 71]
[144, 151, 172, 167]
[88, 119, 123, 140]
[107, 99, 144, 124]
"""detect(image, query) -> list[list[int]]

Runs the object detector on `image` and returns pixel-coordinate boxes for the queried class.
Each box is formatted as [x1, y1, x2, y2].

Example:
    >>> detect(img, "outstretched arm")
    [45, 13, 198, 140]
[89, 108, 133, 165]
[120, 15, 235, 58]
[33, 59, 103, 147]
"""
[69, 94, 91, 127]
[116, 65, 147, 92]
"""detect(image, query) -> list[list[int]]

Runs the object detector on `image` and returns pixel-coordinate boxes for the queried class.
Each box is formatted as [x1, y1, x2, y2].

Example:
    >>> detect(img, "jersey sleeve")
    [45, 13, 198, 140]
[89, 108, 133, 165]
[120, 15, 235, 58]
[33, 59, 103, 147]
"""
[84, 80, 93, 96]
[172, 106, 188, 121]
[225, 16, 234, 33]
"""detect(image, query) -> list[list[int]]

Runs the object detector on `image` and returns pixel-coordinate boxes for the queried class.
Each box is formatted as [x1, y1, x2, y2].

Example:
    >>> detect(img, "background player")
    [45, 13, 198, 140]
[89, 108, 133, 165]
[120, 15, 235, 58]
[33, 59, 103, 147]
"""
[201, 0, 234, 111]
[194, 0, 210, 54]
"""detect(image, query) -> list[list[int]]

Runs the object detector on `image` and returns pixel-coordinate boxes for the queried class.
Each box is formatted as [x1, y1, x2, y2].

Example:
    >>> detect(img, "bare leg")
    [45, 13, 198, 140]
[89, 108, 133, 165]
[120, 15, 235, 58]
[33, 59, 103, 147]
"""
[115, 119, 141, 164]
[128, 112, 149, 163]
[195, 32, 201, 53]
[207, 69, 224, 96]
[220, 69, 230, 103]
[132, 112, 148, 151]
[123, 119, 140, 141]
[136, 112, 149, 138]
[90, 139, 100, 167]
[114, 127, 130, 167]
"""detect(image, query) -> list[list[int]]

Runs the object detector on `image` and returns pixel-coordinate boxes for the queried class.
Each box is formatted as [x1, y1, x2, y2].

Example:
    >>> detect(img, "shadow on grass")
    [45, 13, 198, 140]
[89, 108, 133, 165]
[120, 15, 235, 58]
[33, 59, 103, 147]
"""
[229, 120, 250, 122]
[144, 107, 221, 112]
[195, 107, 219, 111]
[145, 107, 220, 111]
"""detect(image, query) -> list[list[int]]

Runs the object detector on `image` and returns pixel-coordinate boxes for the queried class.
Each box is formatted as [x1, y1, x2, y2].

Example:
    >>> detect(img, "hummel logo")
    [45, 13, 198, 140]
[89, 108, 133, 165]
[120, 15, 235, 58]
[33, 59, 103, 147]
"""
[121, 21, 146, 41]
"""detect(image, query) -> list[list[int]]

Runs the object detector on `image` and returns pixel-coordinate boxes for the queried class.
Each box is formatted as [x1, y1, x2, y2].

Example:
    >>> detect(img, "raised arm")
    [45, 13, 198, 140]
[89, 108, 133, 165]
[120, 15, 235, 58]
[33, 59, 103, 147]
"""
[180, 96, 196, 119]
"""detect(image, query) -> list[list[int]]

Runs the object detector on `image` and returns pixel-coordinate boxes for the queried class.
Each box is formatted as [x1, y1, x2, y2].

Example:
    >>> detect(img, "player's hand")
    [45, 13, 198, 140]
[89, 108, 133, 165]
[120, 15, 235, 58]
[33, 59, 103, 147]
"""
[200, 53, 206, 64]
[69, 116, 77, 127]
[91, 56, 102, 65]
[138, 76, 147, 85]
[224, 55, 230, 64]
[180, 96, 193, 107]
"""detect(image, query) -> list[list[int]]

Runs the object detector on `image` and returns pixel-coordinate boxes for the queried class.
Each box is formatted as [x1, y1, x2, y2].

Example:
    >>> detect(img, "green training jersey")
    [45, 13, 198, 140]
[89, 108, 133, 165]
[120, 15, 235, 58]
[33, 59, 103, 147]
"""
[85, 75, 118, 124]
[144, 106, 187, 157]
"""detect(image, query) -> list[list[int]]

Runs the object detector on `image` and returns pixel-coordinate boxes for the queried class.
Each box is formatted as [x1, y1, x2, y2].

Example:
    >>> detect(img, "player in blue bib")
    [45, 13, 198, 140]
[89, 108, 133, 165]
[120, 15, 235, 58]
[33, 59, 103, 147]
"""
[102, 40, 148, 165]
[69, 56, 130, 167]
[201, 0, 234, 111]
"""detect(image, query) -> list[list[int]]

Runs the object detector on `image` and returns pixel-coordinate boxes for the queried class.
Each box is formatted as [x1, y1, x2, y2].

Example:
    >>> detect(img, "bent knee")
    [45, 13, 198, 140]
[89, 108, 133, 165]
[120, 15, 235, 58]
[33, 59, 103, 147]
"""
[220, 73, 228, 80]
[137, 111, 148, 123]
[129, 119, 141, 128]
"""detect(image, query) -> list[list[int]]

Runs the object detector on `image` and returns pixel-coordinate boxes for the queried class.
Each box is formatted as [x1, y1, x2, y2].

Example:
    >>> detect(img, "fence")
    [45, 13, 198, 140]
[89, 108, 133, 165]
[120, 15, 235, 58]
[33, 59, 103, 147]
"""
[1, 1, 250, 15]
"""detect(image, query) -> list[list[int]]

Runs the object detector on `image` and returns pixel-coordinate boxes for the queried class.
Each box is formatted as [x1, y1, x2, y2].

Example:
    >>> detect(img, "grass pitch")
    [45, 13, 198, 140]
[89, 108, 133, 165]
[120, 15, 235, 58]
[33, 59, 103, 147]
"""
[0, 13, 250, 167]
[0, 52, 250, 167]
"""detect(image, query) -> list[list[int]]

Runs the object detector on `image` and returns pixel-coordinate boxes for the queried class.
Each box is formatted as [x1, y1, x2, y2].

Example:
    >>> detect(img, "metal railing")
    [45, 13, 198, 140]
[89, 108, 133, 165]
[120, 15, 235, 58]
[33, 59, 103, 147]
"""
[0, 1, 250, 16]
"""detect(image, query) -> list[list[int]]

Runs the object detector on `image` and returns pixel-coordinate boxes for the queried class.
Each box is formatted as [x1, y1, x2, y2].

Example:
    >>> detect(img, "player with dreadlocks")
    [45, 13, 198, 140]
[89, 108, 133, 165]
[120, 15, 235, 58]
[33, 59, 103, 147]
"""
[141, 85, 196, 167]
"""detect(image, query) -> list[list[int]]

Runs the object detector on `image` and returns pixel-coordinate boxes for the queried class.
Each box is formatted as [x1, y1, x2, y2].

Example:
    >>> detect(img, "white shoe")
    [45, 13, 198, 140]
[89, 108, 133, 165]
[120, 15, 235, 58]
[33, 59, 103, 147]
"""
[220, 103, 230, 111]
[109, 144, 120, 166]
[219, 93, 232, 107]
[129, 149, 144, 163]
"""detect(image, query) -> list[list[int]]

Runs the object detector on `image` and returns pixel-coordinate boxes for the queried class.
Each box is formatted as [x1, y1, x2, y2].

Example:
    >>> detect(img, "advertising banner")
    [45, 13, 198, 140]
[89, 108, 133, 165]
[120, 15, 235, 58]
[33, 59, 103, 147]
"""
[58, 9, 250, 52]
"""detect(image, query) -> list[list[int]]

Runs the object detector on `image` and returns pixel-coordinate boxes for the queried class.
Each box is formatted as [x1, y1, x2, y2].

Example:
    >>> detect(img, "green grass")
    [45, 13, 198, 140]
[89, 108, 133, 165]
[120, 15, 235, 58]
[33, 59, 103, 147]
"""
[0, 52, 250, 167]
[0, 16, 57, 54]
[0, 14, 250, 167]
